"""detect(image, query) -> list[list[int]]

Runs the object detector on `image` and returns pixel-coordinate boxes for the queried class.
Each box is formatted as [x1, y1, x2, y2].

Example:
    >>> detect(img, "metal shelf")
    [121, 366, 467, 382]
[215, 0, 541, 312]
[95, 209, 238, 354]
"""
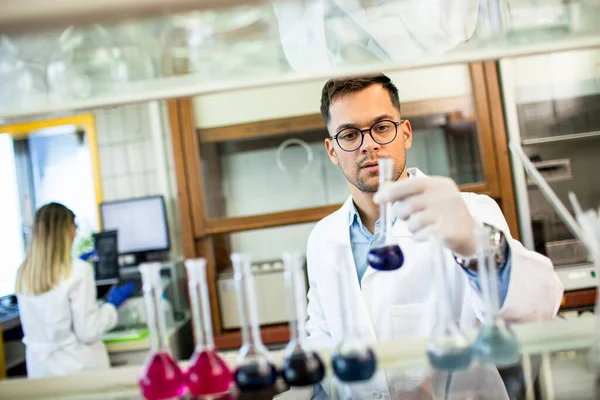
[521, 130, 600, 146]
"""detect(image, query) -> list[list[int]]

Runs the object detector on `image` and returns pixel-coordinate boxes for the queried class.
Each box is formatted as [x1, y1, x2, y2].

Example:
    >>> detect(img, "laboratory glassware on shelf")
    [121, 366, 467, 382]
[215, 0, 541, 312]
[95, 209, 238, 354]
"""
[138, 262, 186, 400]
[427, 235, 473, 371]
[231, 253, 278, 391]
[185, 258, 234, 397]
[472, 227, 521, 367]
[367, 158, 404, 271]
[281, 252, 325, 386]
[332, 249, 377, 382]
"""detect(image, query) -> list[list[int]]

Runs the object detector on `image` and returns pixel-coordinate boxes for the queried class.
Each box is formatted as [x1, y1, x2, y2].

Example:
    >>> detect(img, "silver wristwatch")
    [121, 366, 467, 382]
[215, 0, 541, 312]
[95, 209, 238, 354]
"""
[454, 224, 509, 271]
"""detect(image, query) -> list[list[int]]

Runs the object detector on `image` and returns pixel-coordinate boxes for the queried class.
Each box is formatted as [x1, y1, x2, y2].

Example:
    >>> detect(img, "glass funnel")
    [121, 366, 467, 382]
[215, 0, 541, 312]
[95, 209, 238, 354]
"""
[332, 247, 377, 382]
[185, 258, 233, 397]
[427, 235, 472, 372]
[472, 226, 521, 368]
[367, 158, 404, 271]
[281, 252, 325, 386]
[231, 253, 278, 391]
[138, 262, 186, 400]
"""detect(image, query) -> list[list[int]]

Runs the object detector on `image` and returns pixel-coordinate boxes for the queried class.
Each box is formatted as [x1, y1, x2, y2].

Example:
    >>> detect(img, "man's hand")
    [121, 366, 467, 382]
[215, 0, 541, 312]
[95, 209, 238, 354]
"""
[373, 176, 478, 257]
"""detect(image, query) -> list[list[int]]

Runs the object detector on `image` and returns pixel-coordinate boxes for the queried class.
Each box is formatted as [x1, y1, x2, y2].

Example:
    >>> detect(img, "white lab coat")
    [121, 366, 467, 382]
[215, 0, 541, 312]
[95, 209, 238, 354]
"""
[17, 258, 118, 378]
[305, 168, 563, 399]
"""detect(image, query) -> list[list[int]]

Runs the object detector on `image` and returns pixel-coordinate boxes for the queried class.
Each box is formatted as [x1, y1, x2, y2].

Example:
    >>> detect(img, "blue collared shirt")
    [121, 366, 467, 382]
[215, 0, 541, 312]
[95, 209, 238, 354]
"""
[348, 201, 512, 305]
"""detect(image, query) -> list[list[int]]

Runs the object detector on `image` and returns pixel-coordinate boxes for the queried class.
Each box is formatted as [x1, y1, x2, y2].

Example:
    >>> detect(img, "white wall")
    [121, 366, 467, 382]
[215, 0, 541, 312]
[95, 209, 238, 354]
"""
[94, 103, 182, 258]
[0, 135, 25, 297]
[193, 64, 472, 128]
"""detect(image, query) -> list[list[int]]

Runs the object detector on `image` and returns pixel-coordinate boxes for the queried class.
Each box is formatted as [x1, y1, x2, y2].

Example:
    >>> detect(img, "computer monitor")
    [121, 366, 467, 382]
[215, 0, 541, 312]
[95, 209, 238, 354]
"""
[100, 196, 170, 264]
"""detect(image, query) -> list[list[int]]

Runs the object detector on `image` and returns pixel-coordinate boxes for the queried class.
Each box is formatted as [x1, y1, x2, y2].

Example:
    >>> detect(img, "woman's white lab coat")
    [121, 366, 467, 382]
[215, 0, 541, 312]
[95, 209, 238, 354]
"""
[304, 169, 564, 398]
[17, 258, 118, 378]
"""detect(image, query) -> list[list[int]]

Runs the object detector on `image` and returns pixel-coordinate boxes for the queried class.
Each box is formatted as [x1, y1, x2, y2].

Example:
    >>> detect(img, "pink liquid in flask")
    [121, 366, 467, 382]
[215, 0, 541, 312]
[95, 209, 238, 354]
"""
[139, 351, 186, 400]
[186, 349, 233, 396]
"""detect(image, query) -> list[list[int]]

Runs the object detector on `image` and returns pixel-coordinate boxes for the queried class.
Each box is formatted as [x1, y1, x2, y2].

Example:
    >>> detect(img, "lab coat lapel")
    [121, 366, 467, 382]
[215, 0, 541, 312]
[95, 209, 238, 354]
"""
[327, 197, 378, 344]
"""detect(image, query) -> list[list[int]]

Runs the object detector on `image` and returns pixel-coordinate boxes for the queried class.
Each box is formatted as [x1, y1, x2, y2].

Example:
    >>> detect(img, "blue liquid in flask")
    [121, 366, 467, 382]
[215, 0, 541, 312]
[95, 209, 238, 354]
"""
[367, 244, 404, 271]
[473, 324, 521, 368]
[332, 349, 377, 382]
[234, 362, 278, 391]
[427, 347, 472, 372]
[282, 351, 325, 387]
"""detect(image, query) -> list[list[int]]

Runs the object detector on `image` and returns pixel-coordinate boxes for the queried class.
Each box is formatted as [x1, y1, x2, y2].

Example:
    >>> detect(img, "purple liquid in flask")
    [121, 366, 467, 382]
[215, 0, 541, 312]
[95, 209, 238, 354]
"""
[368, 158, 403, 271]
[231, 253, 278, 392]
[281, 252, 325, 387]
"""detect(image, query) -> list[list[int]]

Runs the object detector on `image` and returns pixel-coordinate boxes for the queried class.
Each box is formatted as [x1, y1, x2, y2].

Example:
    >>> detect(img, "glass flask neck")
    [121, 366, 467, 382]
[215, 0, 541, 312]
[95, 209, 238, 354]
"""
[476, 226, 501, 325]
[141, 263, 169, 352]
[232, 254, 266, 351]
[283, 252, 308, 346]
[377, 158, 395, 246]
[335, 263, 359, 340]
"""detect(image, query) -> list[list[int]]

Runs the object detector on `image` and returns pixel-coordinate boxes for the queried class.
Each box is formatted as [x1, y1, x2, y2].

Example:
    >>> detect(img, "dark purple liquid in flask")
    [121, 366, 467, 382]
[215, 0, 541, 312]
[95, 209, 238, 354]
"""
[368, 158, 403, 271]
[231, 253, 278, 392]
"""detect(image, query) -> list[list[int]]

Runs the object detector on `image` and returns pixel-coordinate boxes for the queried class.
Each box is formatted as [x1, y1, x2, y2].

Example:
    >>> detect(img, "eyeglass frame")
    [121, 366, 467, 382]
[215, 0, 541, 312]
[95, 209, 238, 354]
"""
[329, 119, 404, 152]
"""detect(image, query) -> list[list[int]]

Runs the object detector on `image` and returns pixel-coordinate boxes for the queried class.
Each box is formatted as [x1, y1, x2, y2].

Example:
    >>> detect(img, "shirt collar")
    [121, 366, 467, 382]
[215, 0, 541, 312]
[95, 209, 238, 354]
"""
[347, 169, 412, 227]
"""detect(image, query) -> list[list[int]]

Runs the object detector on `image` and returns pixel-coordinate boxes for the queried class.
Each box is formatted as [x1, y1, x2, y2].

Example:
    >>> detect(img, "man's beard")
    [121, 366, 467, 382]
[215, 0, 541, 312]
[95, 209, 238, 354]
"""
[341, 157, 406, 193]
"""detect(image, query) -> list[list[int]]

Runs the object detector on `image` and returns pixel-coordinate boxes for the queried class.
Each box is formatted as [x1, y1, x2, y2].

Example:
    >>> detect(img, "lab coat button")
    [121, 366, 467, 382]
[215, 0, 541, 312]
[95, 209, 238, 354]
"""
[372, 391, 382, 399]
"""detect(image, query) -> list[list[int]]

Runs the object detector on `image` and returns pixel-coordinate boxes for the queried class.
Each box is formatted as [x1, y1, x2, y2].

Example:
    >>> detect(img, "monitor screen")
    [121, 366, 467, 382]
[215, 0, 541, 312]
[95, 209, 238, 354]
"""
[100, 196, 170, 254]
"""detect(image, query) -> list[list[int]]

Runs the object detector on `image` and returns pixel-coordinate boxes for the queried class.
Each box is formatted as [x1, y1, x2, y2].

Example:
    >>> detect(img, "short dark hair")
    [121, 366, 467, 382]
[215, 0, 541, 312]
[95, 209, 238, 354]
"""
[320, 74, 401, 124]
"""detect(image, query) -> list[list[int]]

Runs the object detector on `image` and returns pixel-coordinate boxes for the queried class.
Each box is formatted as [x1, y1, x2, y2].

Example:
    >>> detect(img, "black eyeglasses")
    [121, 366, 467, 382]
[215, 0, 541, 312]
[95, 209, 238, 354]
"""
[330, 120, 403, 152]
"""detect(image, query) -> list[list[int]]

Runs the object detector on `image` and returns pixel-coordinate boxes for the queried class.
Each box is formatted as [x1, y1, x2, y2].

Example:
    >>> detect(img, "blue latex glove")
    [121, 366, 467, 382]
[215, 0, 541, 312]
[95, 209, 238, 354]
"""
[106, 281, 136, 308]
[79, 249, 96, 262]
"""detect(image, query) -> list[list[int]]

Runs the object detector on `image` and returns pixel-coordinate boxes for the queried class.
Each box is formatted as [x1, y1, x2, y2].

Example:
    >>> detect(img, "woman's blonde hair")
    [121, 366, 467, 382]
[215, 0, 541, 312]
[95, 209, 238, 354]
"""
[16, 202, 76, 295]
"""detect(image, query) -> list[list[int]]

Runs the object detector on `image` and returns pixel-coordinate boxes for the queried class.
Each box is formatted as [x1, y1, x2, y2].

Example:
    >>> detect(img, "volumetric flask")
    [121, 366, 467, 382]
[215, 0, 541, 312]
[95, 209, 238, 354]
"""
[427, 235, 472, 372]
[231, 253, 278, 391]
[367, 158, 404, 271]
[138, 263, 186, 400]
[281, 252, 325, 386]
[332, 252, 377, 382]
[185, 258, 233, 397]
[472, 226, 521, 368]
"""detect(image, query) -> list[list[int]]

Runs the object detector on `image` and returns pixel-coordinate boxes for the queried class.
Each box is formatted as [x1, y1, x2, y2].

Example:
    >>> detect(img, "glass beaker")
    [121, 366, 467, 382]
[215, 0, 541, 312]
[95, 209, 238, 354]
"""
[472, 226, 521, 368]
[427, 235, 472, 372]
[367, 158, 404, 271]
[281, 252, 325, 386]
[231, 253, 278, 391]
[332, 247, 377, 382]
[185, 258, 233, 397]
[138, 262, 186, 400]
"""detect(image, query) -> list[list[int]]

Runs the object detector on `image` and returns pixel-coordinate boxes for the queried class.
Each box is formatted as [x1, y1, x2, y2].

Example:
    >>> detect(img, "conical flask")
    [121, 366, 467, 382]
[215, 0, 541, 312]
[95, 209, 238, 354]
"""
[367, 158, 404, 271]
[231, 253, 278, 391]
[472, 226, 521, 367]
[185, 258, 234, 397]
[138, 262, 186, 400]
[281, 252, 325, 386]
[427, 235, 472, 371]
[332, 246, 377, 382]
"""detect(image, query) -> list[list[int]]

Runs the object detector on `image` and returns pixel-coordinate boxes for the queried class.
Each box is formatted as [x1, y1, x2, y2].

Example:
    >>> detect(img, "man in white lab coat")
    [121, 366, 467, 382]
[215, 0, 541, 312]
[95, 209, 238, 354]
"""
[305, 74, 563, 398]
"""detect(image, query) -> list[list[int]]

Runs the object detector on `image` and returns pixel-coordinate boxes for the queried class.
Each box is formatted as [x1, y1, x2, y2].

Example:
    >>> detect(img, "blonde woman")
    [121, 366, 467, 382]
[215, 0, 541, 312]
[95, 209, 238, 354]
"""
[16, 202, 134, 378]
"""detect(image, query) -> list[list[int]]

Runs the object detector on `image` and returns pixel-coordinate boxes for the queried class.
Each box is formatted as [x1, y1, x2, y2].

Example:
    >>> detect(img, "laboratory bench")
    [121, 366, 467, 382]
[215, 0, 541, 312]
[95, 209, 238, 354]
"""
[103, 312, 193, 367]
[0, 316, 598, 400]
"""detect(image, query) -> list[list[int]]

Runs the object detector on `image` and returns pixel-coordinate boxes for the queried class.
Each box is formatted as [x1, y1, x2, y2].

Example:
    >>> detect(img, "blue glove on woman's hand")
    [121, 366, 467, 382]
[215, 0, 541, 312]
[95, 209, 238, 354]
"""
[106, 281, 136, 308]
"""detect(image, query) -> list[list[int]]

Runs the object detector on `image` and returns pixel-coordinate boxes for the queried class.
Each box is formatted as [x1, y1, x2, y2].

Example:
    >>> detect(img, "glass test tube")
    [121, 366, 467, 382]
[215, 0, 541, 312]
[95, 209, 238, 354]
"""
[138, 262, 186, 400]
[332, 247, 377, 382]
[367, 158, 404, 271]
[281, 252, 325, 386]
[426, 235, 472, 371]
[231, 253, 277, 391]
[472, 226, 521, 367]
[185, 258, 233, 397]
